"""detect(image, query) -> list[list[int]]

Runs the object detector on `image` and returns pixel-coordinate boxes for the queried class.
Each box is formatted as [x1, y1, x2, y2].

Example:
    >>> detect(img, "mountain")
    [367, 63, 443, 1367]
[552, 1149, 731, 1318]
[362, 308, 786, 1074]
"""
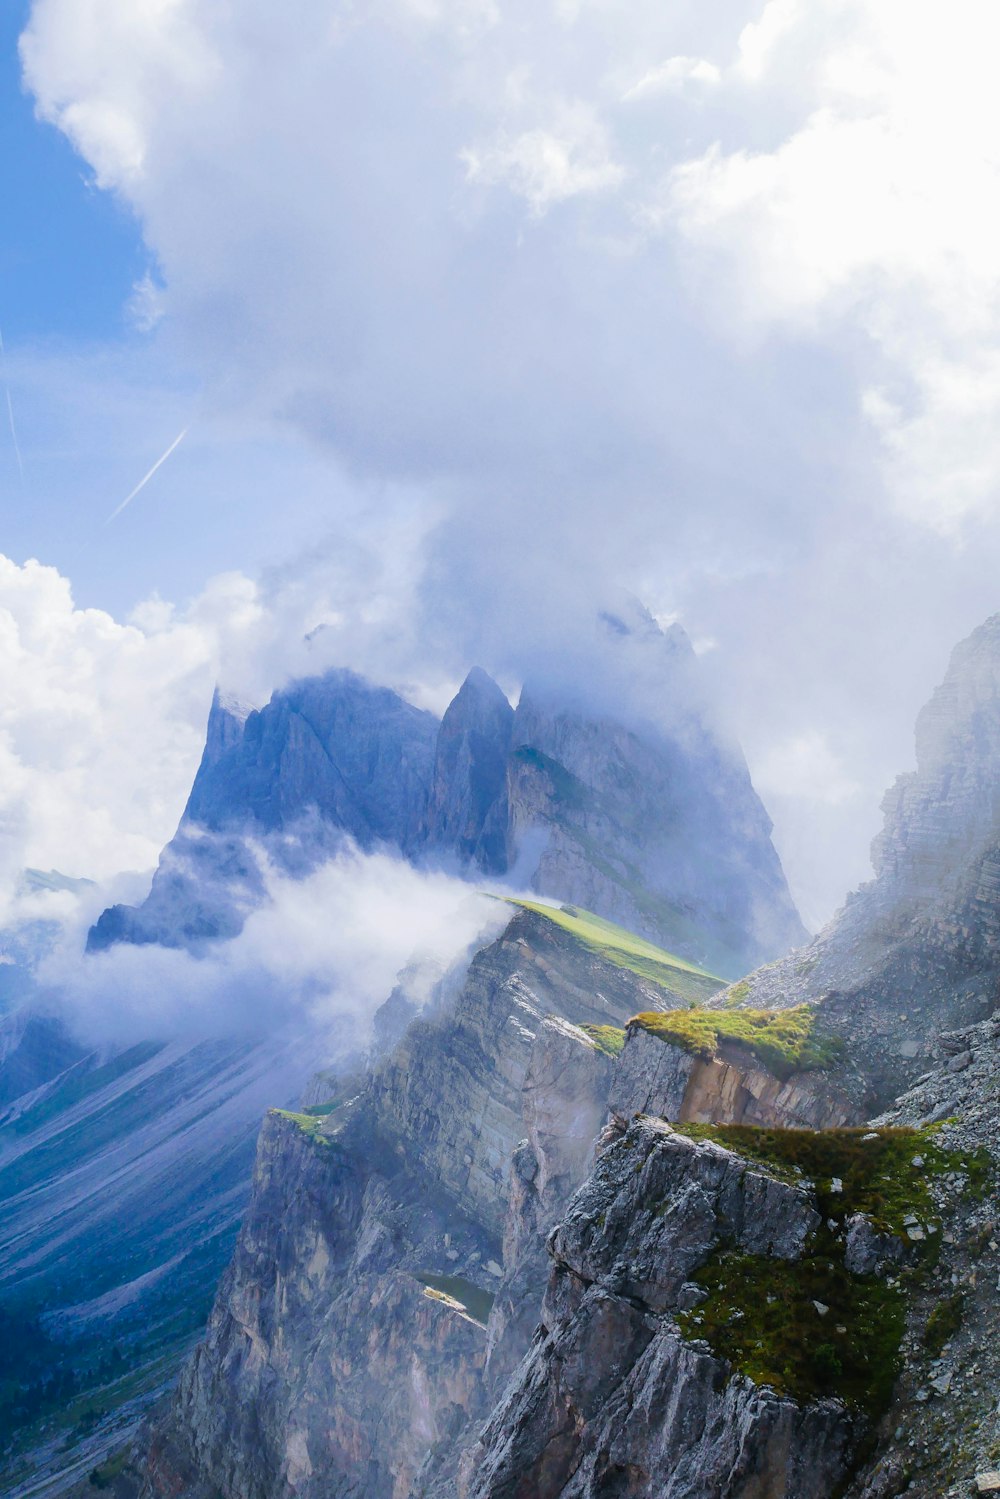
[89, 616, 804, 976]
[115, 611, 1000, 1499]
[0, 619, 805, 1492]
[135, 907, 757, 1499]
[88, 676, 440, 951]
[713, 611, 1000, 1108]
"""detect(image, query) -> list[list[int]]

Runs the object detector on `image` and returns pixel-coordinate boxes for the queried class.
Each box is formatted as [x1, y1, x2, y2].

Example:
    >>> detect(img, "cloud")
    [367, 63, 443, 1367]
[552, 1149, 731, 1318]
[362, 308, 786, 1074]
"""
[623, 57, 721, 101]
[39, 846, 506, 1048]
[462, 105, 624, 214]
[657, 1, 1000, 531]
[17, 0, 1000, 931]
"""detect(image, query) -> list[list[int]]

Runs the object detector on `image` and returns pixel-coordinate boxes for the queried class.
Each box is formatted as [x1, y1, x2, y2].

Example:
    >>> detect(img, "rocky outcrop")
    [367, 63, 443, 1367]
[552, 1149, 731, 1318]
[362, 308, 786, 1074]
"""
[140, 910, 662, 1499]
[841, 1016, 1000, 1499]
[609, 1021, 856, 1130]
[89, 671, 439, 951]
[462, 1118, 857, 1499]
[422, 667, 513, 873]
[137, 902, 877, 1499]
[718, 614, 1000, 1107]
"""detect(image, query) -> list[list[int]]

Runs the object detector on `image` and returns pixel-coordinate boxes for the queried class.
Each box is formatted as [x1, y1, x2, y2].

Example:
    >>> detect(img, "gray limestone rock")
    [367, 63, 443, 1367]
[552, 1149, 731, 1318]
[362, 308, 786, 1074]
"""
[422, 666, 513, 873]
[462, 1120, 853, 1499]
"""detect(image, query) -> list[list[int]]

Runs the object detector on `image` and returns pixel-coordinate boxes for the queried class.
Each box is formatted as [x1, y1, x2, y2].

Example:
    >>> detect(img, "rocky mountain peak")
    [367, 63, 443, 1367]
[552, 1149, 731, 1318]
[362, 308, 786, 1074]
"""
[872, 612, 1000, 901]
[422, 667, 513, 873]
[88, 627, 804, 974]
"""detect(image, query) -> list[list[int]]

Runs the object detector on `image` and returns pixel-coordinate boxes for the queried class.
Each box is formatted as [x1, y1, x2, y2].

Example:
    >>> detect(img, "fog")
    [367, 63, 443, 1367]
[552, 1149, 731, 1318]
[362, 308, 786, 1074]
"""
[37, 846, 508, 1049]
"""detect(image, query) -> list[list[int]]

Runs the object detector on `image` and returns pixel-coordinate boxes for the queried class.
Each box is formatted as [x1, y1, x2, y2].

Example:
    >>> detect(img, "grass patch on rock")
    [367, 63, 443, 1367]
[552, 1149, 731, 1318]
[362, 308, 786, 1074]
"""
[632, 1005, 843, 1081]
[673, 1122, 993, 1418]
[580, 1024, 627, 1057]
[674, 1122, 990, 1235]
[507, 899, 725, 1004]
[268, 1109, 335, 1147]
[923, 1291, 964, 1355]
[678, 1241, 906, 1415]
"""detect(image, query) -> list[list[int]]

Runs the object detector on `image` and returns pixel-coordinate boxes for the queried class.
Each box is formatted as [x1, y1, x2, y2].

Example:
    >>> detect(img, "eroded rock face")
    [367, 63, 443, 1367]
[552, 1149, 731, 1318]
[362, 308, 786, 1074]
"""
[462, 1119, 854, 1499]
[719, 615, 1000, 1109]
[609, 1022, 855, 1130]
[506, 667, 806, 975]
[422, 667, 514, 874]
[140, 913, 656, 1499]
[842, 1016, 1000, 1499]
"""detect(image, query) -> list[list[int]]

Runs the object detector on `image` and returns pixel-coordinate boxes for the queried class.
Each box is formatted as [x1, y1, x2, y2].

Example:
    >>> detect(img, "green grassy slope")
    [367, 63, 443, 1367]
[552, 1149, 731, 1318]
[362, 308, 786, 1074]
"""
[506, 898, 726, 1005]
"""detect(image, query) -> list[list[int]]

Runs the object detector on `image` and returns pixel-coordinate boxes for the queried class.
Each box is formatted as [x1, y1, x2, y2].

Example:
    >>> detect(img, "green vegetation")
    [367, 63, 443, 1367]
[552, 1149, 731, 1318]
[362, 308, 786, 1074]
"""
[678, 1244, 906, 1414]
[722, 980, 751, 1009]
[507, 898, 726, 1004]
[413, 1273, 495, 1327]
[673, 1122, 993, 1416]
[269, 1109, 335, 1147]
[632, 1004, 843, 1081]
[675, 1122, 989, 1234]
[581, 1024, 626, 1057]
[924, 1291, 964, 1355]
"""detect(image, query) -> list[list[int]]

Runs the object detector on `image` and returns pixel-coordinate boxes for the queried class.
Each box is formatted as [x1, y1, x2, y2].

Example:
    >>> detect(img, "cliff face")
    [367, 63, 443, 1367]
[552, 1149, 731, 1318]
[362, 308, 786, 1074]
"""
[506, 677, 805, 975]
[422, 667, 514, 874]
[140, 909, 664, 1499]
[137, 906, 857, 1499]
[717, 614, 1000, 1107]
[462, 1118, 857, 1499]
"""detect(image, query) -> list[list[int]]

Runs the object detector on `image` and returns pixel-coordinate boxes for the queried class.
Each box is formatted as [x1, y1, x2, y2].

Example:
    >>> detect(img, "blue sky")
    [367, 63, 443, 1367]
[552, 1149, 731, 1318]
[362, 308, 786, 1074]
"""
[0, 2, 358, 621]
[0, 1, 142, 342]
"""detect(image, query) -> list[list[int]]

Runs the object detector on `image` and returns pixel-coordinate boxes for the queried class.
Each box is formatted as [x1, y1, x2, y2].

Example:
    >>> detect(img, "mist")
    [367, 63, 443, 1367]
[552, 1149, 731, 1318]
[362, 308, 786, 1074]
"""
[36, 847, 508, 1051]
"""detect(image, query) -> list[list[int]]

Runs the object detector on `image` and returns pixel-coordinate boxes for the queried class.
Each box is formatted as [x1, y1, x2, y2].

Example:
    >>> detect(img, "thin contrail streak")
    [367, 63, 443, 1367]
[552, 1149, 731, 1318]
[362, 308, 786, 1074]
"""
[106, 426, 189, 523]
[0, 327, 25, 486]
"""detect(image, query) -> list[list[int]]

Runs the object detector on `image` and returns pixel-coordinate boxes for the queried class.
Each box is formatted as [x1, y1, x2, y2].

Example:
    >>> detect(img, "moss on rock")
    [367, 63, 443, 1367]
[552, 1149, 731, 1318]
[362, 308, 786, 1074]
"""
[631, 1004, 843, 1081]
[677, 1241, 906, 1416]
[673, 1122, 992, 1419]
[580, 1024, 626, 1057]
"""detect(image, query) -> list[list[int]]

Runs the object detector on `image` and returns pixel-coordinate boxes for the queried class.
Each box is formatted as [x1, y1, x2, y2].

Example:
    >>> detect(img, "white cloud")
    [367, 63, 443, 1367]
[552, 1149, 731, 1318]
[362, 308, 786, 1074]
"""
[42, 845, 507, 1045]
[753, 729, 861, 808]
[18, 0, 1000, 930]
[623, 56, 720, 101]
[462, 106, 624, 213]
[658, 1, 1000, 530]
